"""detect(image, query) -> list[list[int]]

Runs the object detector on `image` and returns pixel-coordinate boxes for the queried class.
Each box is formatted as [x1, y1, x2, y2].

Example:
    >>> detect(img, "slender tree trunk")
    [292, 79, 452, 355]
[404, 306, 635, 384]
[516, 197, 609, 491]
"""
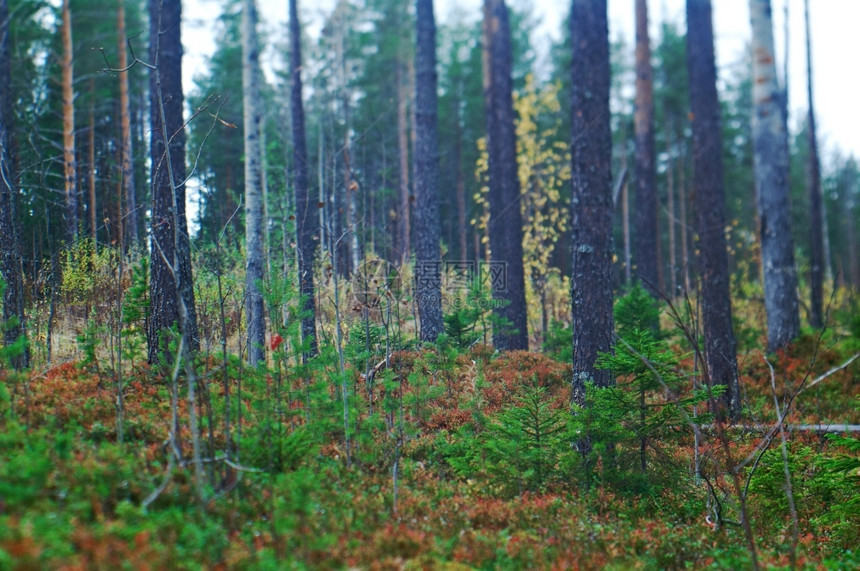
[318, 121, 327, 257]
[803, 0, 824, 327]
[843, 167, 860, 289]
[634, 0, 659, 295]
[454, 113, 468, 263]
[88, 91, 97, 250]
[290, 0, 318, 359]
[61, 0, 77, 243]
[0, 0, 28, 369]
[242, 0, 266, 366]
[666, 135, 677, 296]
[749, 0, 800, 351]
[147, 0, 200, 363]
[679, 146, 691, 293]
[414, 0, 444, 342]
[118, 0, 137, 248]
[686, 0, 740, 420]
[570, 0, 614, 404]
[482, 0, 528, 350]
[621, 141, 631, 285]
[396, 64, 411, 263]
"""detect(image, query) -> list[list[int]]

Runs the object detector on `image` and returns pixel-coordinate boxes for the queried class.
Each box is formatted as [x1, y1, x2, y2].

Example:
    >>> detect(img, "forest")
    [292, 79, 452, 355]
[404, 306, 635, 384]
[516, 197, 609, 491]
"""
[0, 0, 859, 568]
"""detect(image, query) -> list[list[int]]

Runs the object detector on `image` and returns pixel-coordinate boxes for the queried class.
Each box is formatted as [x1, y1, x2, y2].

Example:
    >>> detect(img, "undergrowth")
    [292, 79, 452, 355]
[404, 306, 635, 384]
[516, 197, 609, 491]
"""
[1, 272, 859, 569]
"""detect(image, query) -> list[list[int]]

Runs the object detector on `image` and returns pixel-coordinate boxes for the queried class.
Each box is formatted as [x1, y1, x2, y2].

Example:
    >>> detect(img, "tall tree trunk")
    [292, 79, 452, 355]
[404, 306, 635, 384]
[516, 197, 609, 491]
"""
[318, 121, 327, 257]
[118, 0, 137, 248]
[845, 168, 859, 289]
[570, 0, 613, 404]
[666, 134, 677, 296]
[243, 0, 266, 366]
[147, 0, 200, 364]
[61, 0, 77, 243]
[686, 0, 740, 419]
[455, 121, 468, 263]
[332, 1, 359, 275]
[414, 0, 443, 342]
[634, 0, 659, 295]
[749, 0, 800, 351]
[396, 64, 411, 263]
[88, 89, 97, 250]
[482, 0, 528, 351]
[0, 0, 28, 369]
[290, 0, 318, 359]
[804, 0, 824, 328]
[679, 145, 691, 293]
[622, 145, 631, 285]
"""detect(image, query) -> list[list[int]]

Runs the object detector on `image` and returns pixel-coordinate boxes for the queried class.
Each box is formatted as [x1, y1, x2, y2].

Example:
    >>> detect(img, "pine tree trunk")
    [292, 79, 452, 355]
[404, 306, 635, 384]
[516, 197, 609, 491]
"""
[118, 0, 137, 248]
[0, 0, 28, 369]
[804, 0, 824, 328]
[290, 0, 318, 359]
[61, 0, 77, 243]
[749, 0, 800, 351]
[243, 0, 266, 366]
[147, 0, 200, 364]
[413, 0, 443, 342]
[570, 0, 614, 404]
[634, 0, 659, 295]
[482, 0, 528, 351]
[686, 0, 740, 419]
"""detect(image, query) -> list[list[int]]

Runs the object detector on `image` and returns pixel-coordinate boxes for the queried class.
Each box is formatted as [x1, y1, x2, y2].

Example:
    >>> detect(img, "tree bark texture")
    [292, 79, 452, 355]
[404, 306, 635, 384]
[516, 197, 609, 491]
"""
[804, 0, 824, 329]
[413, 0, 444, 342]
[634, 0, 659, 295]
[242, 0, 266, 366]
[396, 64, 411, 263]
[570, 0, 614, 405]
[0, 0, 28, 369]
[686, 0, 740, 419]
[88, 94, 97, 248]
[749, 0, 800, 351]
[290, 0, 318, 359]
[482, 0, 528, 351]
[118, 0, 138, 248]
[147, 0, 200, 364]
[61, 0, 77, 243]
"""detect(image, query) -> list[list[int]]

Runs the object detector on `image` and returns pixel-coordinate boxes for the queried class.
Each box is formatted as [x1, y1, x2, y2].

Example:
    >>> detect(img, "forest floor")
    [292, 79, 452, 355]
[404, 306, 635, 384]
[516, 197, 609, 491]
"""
[1, 304, 860, 569]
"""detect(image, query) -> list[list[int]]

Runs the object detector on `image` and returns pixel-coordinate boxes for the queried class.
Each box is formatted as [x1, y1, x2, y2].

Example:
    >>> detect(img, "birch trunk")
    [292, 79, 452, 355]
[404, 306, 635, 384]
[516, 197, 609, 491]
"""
[749, 0, 800, 351]
[242, 0, 266, 366]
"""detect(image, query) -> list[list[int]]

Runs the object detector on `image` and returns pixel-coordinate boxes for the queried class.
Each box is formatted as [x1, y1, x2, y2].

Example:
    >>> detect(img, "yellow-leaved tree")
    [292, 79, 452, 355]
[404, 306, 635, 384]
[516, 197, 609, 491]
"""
[474, 75, 570, 345]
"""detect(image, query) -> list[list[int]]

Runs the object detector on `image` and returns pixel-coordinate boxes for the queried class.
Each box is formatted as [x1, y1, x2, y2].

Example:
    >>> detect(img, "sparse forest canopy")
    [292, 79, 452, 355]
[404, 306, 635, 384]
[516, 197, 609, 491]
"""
[0, 0, 858, 567]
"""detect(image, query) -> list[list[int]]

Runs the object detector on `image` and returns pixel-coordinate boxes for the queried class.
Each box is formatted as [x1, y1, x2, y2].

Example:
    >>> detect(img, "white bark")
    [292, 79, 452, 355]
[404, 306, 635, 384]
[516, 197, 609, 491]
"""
[243, 0, 266, 366]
